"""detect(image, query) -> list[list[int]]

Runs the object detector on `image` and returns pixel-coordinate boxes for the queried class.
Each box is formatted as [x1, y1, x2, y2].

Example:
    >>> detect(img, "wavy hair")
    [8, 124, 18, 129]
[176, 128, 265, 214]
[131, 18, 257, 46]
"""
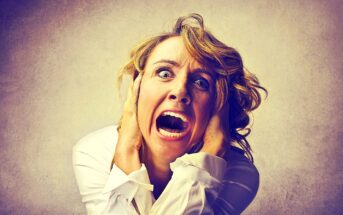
[117, 14, 267, 162]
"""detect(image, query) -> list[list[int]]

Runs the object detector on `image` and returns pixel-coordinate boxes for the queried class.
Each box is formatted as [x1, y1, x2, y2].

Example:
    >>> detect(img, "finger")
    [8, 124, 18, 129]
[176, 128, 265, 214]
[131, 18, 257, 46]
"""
[132, 73, 143, 105]
[124, 73, 143, 113]
[201, 113, 225, 156]
[130, 73, 142, 113]
[203, 114, 221, 145]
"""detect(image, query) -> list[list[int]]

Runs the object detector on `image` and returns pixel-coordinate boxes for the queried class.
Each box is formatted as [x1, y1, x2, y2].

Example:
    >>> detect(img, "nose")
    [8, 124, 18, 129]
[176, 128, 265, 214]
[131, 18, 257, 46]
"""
[169, 94, 191, 105]
[168, 78, 192, 105]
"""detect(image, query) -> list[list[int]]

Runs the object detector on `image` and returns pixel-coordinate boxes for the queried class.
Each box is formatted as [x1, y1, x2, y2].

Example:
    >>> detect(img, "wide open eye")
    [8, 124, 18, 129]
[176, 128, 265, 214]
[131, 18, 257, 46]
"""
[157, 68, 173, 79]
[193, 77, 210, 91]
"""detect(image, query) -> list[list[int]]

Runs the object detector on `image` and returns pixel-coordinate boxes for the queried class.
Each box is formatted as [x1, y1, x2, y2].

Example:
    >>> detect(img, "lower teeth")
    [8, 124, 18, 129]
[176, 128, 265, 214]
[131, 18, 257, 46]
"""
[163, 128, 181, 133]
[159, 128, 184, 137]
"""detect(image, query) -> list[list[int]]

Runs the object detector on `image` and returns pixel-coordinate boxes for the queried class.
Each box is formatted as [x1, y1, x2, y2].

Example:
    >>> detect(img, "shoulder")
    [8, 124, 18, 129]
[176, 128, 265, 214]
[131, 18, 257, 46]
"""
[224, 147, 260, 195]
[226, 146, 259, 172]
[74, 125, 118, 151]
[73, 125, 118, 168]
[215, 147, 260, 214]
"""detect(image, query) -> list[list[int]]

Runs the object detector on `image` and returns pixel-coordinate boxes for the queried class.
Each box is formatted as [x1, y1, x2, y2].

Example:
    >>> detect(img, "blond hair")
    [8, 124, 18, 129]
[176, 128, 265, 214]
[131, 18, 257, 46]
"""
[117, 14, 267, 162]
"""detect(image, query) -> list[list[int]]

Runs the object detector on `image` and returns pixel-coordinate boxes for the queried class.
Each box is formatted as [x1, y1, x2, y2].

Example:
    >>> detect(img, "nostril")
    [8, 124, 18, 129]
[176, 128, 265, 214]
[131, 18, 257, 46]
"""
[181, 97, 190, 104]
[168, 94, 191, 104]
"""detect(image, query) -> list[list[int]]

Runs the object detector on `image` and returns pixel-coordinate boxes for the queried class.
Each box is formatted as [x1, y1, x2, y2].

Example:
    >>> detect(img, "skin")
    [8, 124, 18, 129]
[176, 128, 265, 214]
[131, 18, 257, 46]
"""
[114, 36, 226, 199]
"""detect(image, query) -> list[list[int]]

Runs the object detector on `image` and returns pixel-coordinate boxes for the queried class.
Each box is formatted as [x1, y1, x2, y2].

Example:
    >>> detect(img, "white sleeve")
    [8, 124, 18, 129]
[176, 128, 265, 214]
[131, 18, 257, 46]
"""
[149, 151, 259, 215]
[72, 127, 153, 215]
[149, 152, 227, 214]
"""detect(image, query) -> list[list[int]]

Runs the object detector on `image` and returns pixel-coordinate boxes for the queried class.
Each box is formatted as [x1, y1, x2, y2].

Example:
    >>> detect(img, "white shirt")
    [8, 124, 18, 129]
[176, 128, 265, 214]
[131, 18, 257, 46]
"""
[73, 125, 259, 215]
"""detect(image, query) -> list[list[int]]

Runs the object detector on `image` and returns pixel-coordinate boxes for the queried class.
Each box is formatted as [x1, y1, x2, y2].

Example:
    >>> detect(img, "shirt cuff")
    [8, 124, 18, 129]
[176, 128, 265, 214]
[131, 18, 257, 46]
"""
[170, 152, 227, 181]
[102, 163, 153, 201]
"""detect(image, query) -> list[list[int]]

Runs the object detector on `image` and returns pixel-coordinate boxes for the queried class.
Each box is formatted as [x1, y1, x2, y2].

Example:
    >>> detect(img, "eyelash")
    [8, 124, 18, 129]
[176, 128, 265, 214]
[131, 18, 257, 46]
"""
[155, 67, 211, 91]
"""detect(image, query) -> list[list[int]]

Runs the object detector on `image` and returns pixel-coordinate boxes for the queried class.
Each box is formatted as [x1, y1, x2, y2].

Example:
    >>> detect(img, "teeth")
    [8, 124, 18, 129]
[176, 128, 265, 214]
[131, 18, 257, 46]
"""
[159, 128, 184, 138]
[162, 111, 187, 122]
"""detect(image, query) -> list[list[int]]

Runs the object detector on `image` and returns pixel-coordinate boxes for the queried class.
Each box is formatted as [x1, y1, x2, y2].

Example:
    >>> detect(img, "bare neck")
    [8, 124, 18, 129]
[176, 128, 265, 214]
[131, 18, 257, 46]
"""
[143, 150, 173, 199]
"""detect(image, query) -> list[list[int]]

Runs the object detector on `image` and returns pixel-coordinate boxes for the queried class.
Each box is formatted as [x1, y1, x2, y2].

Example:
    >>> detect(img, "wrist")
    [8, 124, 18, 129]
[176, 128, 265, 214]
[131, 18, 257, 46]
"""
[114, 150, 141, 174]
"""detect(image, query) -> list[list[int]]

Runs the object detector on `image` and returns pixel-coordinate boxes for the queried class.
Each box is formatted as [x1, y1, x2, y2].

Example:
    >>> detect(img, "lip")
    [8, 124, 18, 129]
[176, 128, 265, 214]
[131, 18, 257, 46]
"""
[154, 109, 192, 141]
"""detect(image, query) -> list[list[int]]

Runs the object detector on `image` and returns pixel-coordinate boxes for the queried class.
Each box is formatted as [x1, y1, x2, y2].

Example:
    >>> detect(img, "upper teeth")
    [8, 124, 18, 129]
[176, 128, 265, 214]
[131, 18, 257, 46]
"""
[162, 111, 187, 122]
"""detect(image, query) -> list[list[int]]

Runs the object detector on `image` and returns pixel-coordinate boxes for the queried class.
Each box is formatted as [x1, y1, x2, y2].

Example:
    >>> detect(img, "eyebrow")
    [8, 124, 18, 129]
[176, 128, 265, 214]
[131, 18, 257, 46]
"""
[193, 69, 216, 81]
[153, 59, 216, 80]
[153, 59, 180, 66]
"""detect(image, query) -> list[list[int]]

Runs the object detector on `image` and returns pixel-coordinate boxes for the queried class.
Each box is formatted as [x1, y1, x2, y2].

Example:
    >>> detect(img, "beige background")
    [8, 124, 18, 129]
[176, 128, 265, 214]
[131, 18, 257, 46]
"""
[1, 0, 342, 214]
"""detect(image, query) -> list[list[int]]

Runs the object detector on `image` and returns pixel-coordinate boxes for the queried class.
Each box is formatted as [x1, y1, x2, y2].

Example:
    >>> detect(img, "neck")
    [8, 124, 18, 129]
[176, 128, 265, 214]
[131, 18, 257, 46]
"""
[143, 149, 172, 199]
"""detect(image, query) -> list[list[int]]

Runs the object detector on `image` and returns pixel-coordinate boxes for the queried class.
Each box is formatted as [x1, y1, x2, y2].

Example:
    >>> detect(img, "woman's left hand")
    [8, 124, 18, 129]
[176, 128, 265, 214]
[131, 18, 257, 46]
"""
[200, 106, 229, 157]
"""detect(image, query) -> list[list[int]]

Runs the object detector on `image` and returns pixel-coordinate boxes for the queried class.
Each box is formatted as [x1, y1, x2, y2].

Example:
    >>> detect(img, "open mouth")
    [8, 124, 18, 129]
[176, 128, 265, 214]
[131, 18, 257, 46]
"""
[156, 111, 190, 139]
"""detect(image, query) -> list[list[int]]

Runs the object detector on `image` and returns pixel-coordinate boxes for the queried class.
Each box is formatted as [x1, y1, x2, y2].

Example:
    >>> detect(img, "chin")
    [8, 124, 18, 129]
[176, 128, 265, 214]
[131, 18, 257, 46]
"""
[146, 129, 194, 163]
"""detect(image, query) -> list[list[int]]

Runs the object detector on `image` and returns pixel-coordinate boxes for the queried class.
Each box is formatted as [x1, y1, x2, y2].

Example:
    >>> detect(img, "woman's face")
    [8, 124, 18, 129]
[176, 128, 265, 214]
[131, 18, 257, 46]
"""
[137, 36, 216, 162]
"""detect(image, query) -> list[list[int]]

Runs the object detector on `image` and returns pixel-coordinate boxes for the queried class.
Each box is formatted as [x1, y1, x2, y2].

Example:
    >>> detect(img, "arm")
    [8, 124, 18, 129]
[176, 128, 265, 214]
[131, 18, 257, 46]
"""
[148, 152, 226, 214]
[213, 149, 259, 214]
[147, 151, 258, 215]
[72, 127, 153, 215]
[200, 110, 259, 214]
[201, 105, 259, 214]
[73, 74, 153, 214]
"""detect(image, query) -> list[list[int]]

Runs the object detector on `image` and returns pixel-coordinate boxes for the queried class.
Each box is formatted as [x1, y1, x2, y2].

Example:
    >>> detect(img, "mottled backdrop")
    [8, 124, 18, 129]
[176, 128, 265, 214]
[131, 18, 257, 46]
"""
[0, 0, 342, 214]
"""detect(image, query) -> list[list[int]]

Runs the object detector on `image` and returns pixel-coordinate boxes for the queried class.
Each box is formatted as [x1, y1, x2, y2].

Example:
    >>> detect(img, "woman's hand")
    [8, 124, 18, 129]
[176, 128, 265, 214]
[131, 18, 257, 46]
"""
[112, 74, 143, 174]
[200, 106, 229, 158]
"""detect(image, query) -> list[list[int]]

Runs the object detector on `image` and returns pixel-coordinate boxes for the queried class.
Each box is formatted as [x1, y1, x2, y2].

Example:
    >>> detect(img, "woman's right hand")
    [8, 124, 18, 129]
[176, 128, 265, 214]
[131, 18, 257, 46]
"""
[112, 73, 143, 174]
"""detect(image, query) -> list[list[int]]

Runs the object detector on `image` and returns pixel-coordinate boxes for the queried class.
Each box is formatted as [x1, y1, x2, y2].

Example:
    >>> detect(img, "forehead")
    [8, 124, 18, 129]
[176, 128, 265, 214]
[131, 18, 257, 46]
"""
[146, 36, 203, 69]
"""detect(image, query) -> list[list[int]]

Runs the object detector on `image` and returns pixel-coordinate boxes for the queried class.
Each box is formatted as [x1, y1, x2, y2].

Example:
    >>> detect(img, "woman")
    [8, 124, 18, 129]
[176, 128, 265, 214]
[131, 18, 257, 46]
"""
[73, 14, 266, 215]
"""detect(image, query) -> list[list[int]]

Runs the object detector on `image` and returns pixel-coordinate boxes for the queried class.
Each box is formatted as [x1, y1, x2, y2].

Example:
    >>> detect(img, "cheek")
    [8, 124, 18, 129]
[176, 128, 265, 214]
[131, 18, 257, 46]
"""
[137, 79, 161, 135]
[138, 79, 159, 107]
[200, 92, 215, 114]
[194, 95, 214, 130]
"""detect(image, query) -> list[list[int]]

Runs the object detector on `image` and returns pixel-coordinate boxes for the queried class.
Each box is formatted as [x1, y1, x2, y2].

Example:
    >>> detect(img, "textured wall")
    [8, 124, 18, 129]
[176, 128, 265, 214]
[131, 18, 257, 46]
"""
[1, 0, 342, 214]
